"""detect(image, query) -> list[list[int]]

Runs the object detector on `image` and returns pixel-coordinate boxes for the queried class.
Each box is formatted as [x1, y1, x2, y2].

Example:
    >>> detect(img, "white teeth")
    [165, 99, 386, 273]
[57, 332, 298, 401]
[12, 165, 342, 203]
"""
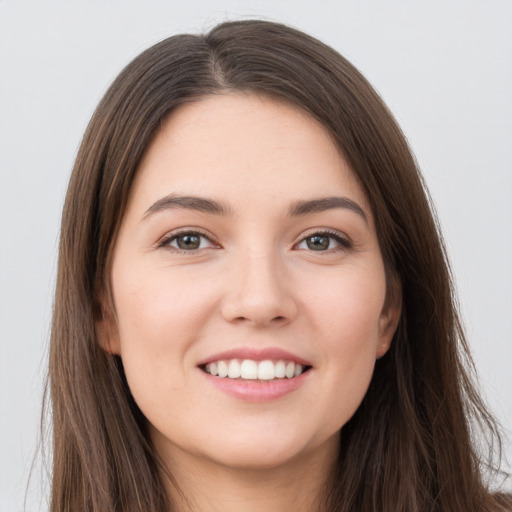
[258, 360, 275, 380]
[240, 359, 258, 379]
[205, 362, 217, 376]
[275, 360, 286, 378]
[217, 360, 228, 378]
[227, 359, 241, 379]
[204, 359, 308, 380]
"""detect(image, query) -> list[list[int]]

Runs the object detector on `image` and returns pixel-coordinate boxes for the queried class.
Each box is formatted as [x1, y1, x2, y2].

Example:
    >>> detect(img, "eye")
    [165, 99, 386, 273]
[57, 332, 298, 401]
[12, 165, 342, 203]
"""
[160, 231, 218, 252]
[295, 232, 351, 252]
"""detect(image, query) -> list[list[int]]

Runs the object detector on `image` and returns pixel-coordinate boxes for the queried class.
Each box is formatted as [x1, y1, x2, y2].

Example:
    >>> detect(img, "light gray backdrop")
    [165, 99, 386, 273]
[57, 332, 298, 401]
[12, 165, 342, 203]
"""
[1, 1, 511, 510]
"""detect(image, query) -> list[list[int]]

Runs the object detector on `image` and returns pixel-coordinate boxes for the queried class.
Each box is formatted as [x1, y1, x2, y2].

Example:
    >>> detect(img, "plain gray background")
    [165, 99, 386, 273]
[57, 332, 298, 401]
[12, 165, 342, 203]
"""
[1, 1, 511, 510]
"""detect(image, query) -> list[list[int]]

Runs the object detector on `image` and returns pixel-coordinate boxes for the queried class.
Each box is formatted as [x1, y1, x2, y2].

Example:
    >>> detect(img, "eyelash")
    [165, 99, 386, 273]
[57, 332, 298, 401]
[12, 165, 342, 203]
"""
[158, 229, 219, 253]
[157, 229, 352, 253]
[295, 230, 353, 252]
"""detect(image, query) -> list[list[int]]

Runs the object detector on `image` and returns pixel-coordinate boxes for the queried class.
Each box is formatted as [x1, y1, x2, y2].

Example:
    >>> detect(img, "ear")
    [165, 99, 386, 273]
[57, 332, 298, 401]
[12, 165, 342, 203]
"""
[376, 279, 402, 359]
[93, 291, 121, 355]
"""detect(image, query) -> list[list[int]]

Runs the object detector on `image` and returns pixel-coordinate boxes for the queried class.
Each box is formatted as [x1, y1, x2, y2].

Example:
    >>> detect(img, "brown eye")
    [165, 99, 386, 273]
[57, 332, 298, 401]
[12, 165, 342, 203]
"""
[164, 232, 215, 251]
[296, 232, 351, 252]
[305, 235, 330, 251]
[176, 234, 201, 250]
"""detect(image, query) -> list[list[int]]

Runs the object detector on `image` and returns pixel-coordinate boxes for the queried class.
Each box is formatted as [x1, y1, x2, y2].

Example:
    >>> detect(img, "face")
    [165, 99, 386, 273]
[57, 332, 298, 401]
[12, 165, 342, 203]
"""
[99, 93, 400, 472]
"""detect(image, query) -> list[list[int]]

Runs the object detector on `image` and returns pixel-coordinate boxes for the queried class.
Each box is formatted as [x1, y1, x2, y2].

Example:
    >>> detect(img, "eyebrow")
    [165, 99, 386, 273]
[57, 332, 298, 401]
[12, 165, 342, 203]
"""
[143, 194, 368, 223]
[143, 194, 232, 219]
[288, 196, 368, 223]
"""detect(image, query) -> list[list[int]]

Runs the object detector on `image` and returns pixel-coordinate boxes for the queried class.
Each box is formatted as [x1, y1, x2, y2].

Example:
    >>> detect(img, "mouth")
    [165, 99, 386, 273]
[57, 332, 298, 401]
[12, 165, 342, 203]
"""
[198, 349, 313, 401]
[200, 359, 312, 381]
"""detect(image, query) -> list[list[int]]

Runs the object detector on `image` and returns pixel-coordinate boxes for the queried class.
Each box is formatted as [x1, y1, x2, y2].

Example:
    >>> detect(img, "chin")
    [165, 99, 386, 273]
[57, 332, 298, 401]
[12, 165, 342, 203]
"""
[211, 445, 302, 471]
[199, 427, 338, 473]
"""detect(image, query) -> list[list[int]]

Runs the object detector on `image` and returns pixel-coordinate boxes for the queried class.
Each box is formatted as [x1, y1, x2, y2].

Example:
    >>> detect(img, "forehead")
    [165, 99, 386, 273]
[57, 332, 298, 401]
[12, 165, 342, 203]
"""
[129, 93, 369, 214]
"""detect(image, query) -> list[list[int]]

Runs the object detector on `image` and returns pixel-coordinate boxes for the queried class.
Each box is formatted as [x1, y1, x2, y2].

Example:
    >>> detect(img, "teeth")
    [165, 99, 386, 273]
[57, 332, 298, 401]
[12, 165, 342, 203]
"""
[258, 360, 275, 380]
[275, 360, 286, 378]
[217, 361, 228, 378]
[228, 360, 241, 379]
[204, 359, 307, 380]
[240, 359, 258, 379]
[285, 361, 295, 379]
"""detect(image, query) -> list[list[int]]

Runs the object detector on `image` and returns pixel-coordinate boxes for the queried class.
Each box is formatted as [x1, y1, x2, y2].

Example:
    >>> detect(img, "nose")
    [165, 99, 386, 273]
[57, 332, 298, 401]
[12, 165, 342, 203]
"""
[221, 250, 298, 327]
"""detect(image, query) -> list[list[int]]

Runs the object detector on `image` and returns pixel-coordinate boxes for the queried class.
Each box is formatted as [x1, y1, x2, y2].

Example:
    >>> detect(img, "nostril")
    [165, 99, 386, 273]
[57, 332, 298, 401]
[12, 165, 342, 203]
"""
[221, 292, 298, 326]
[232, 315, 286, 323]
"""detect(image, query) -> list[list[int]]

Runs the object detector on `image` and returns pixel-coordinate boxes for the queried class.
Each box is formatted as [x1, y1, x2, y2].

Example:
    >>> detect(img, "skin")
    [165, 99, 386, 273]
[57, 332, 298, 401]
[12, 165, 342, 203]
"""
[98, 93, 400, 511]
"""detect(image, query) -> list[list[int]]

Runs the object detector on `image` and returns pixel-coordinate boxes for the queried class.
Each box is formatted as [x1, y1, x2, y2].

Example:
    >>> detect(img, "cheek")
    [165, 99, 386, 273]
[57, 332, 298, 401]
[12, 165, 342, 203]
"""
[301, 265, 386, 423]
[306, 263, 386, 346]
[110, 267, 212, 422]
[113, 263, 216, 353]
[109, 265, 219, 415]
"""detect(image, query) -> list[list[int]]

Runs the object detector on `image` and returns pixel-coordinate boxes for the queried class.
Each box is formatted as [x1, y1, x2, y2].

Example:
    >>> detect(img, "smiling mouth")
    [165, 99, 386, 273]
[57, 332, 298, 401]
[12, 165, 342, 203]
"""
[200, 359, 312, 381]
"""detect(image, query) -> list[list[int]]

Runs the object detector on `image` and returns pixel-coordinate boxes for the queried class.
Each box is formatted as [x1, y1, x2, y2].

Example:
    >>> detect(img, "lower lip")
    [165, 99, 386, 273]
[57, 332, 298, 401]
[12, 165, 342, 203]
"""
[201, 369, 311, 402]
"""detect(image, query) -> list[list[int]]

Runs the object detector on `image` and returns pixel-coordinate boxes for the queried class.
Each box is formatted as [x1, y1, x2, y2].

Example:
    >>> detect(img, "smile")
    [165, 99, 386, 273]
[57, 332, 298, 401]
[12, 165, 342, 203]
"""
[198, 348, 313, 400]
[203, 359, 309, 380]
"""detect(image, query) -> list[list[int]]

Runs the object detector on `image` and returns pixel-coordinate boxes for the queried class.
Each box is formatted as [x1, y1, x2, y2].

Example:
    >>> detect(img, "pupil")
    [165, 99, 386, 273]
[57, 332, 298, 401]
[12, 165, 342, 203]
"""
[307, 235, 329, 251]
[177, 234, 200, 250]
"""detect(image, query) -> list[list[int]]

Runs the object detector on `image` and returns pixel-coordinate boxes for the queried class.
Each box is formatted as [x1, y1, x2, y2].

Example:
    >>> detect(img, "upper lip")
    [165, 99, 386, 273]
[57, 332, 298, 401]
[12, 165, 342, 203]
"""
[197, 347, 313, 367]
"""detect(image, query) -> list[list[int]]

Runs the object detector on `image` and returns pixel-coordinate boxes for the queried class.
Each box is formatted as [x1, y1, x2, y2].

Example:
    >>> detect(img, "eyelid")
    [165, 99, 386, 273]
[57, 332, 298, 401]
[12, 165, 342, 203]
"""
[293, 228, 353, 251]
[157, 227, 221, 251]
[156, 226, 353, 253]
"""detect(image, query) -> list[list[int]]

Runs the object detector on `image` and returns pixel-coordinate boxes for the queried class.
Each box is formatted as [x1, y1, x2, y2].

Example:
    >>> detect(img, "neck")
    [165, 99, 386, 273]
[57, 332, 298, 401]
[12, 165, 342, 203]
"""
[156, 437, 338, 512]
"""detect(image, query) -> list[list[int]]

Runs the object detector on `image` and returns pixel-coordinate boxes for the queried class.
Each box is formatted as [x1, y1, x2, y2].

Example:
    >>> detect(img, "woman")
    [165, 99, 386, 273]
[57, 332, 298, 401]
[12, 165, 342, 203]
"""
[47, 19, 511, 511]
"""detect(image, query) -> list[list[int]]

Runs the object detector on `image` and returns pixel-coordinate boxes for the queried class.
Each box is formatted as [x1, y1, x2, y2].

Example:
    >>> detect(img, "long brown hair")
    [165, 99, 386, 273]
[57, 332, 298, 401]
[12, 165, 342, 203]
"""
[47, 19, 511, 511]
